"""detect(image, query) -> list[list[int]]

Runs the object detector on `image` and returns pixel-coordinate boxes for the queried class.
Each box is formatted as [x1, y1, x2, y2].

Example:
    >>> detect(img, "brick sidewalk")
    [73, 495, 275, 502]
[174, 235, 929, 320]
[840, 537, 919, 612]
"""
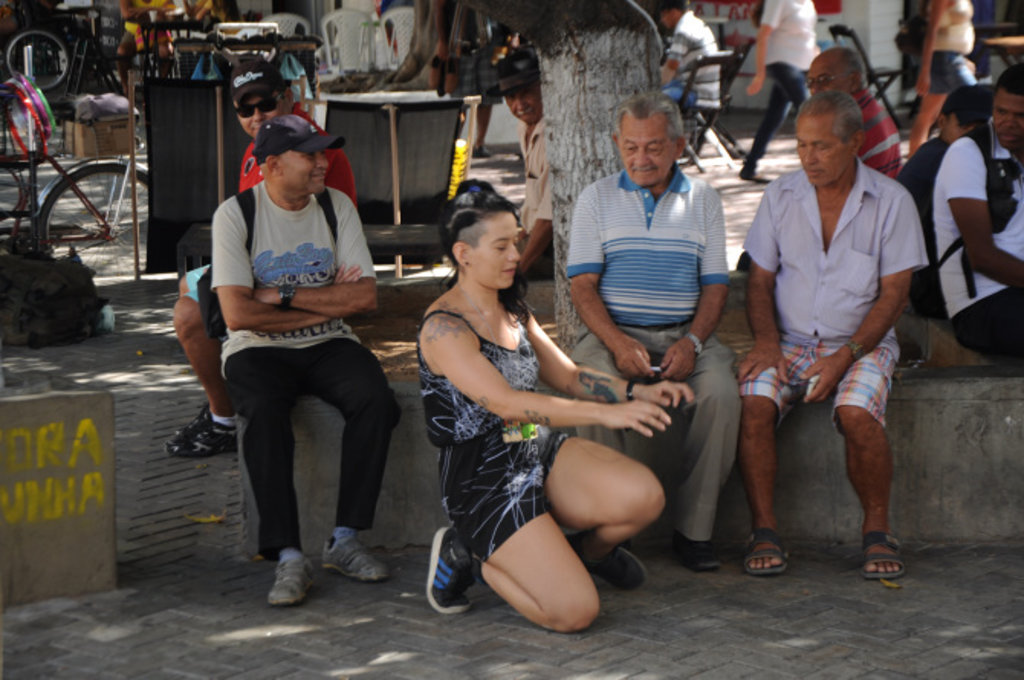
[3, 109, 1024, 679]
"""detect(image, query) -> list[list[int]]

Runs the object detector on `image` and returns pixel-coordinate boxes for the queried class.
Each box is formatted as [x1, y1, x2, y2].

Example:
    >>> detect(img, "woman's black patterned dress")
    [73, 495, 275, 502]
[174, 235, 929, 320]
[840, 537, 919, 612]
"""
[418, 310, 568, 560]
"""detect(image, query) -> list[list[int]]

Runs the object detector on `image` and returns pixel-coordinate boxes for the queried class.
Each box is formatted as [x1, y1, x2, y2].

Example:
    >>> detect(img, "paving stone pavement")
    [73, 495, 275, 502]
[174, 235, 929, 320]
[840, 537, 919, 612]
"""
[4, 110, 1024, 679]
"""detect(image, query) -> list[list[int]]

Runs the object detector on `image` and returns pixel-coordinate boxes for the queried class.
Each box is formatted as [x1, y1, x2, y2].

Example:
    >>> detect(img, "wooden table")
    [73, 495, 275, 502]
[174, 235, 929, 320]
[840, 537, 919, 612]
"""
[984, 35, 1024, 68]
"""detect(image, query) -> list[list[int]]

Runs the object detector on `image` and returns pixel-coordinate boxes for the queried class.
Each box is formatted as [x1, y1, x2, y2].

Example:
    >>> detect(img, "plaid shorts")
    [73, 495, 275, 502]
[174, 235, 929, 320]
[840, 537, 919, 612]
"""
[739, 340, 896, 428]
[453, 50, 502, 105]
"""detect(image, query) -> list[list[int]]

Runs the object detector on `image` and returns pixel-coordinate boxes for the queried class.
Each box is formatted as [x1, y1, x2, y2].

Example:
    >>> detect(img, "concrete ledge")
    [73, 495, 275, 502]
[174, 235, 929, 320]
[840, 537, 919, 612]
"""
[0, 390, 116, 606]
[262, 369, 1023, 551]
[239, 387, 447, 557]
[710, 366, 1024, 543]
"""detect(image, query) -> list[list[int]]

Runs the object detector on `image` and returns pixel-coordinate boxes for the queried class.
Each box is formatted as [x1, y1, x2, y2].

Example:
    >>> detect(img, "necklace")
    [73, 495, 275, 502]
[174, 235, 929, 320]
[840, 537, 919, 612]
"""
[458, 285, 507, 346]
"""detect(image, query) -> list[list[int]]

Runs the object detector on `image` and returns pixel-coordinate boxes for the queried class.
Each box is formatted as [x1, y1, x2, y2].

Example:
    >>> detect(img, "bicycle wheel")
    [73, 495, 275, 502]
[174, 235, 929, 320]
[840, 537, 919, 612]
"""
[40, 161, 150, 278]
[5, 29, 70, 94]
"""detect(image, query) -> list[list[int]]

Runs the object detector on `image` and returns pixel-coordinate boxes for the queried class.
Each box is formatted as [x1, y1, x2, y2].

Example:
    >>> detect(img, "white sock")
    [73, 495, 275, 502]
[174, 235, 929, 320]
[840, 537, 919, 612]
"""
[210, 413, 236, 428]
[278, 547, 304, 563]
[331, 526, 357, 545]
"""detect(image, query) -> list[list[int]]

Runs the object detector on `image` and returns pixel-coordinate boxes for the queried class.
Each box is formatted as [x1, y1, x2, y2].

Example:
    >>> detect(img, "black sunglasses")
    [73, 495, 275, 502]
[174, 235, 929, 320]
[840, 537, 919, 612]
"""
[235, 92, 284, 117]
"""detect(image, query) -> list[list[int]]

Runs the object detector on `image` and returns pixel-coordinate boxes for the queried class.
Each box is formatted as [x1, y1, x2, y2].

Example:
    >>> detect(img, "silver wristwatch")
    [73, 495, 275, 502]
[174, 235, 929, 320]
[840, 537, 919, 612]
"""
[685, 332, 703, 355]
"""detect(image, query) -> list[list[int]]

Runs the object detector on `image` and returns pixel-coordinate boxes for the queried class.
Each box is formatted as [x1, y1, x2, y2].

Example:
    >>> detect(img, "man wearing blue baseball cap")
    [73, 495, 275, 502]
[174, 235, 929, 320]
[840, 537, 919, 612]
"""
[166, 58, 358, 462]
[211, 114, 400, 607]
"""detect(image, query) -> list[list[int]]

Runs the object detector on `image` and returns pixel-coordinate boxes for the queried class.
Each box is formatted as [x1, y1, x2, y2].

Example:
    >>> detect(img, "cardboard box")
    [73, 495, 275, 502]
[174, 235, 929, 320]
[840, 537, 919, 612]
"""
[63, 118, 132, 157]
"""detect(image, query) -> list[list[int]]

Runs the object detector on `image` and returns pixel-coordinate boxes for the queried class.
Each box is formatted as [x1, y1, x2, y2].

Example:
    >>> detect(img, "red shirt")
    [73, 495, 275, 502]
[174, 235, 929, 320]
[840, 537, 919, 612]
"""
[856, 89, 902, 179]
[237, 104, 358, 204]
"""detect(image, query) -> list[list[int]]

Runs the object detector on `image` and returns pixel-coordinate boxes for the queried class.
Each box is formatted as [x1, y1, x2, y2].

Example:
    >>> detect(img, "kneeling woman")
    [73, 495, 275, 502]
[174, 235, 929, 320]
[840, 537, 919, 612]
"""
[418, 185, 692, 632]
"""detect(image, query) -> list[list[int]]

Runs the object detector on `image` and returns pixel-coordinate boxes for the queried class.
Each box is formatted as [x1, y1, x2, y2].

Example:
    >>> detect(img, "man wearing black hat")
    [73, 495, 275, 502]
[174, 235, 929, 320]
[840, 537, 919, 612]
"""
[230, 59, 355, 197]
[492, 47, 552, 276]
[165, 58, 358, 460]
[212, 115, 400, 606]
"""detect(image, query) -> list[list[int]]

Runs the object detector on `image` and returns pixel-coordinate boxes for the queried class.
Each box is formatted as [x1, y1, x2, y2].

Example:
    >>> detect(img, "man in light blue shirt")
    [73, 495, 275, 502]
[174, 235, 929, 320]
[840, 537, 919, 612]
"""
[568, 91, 740, 573]
[738, 91, 926, 581]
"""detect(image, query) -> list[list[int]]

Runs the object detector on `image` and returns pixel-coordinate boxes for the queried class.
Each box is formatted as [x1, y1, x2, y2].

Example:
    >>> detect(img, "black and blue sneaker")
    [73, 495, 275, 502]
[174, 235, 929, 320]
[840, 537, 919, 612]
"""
[426, 527, 474, 614]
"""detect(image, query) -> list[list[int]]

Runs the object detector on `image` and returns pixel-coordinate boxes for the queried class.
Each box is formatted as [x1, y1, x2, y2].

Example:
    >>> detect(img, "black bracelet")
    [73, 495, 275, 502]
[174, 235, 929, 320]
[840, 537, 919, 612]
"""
[625, 378, 639, 401]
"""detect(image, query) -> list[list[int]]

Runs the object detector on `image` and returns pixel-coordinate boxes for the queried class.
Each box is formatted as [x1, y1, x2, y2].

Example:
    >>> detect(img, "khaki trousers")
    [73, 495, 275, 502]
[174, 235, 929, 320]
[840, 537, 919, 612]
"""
[571, 325, 740, 541]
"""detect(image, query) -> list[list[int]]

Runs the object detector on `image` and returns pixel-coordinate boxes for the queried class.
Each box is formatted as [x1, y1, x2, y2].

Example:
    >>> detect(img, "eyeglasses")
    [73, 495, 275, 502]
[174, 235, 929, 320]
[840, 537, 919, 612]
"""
[805, 74, 838, 89]
[235, 92, 284, 117]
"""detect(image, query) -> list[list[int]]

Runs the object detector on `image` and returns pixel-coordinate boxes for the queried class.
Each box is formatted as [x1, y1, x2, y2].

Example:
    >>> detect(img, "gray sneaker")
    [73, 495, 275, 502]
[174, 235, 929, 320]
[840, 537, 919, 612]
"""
[267, 557, 313, 606]
[322, 535, 389, 582]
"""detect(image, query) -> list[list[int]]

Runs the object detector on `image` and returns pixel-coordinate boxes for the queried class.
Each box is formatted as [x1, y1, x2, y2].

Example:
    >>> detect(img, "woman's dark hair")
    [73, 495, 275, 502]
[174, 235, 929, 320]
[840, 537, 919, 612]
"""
[439, 179, 530, 324]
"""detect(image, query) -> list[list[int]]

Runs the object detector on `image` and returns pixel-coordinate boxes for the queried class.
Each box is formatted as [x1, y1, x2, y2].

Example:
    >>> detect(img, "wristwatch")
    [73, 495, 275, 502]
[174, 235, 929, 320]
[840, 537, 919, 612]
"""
[278, 283, 296, 310]
[685, 332, 704, 355]
[845, 339, 864, 361]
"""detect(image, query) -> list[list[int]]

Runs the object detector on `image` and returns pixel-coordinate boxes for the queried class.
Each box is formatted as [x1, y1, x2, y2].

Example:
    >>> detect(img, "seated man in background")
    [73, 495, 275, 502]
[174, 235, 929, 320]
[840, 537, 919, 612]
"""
[932, 64, 1024, 356]
[804, 46, 901, 177]
[738, 91, 925, 580]
[897, 85, 993, 318]
[213, 115, 400, 606]
[490, 47, 553, 277]
[165, 59, 357, 458]
[658, 0, 719, 108]
[569, 91, 740, 573]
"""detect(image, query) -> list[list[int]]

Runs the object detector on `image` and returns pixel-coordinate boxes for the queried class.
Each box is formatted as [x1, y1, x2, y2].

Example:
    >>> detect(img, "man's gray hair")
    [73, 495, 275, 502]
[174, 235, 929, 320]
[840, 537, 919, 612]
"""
[614, 91, 686, 140]
[827, 46, 866, 90]
[798, 91, 864, 142]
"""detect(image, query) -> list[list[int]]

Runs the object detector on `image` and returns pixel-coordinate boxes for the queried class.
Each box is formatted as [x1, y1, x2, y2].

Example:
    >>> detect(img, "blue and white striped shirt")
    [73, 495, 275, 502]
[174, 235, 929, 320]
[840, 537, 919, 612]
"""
[567, 167, 728, 327]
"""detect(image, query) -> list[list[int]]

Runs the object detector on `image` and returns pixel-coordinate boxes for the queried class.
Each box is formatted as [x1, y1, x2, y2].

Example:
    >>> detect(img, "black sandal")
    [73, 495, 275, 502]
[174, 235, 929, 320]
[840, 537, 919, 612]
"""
[744, 527, 788, 576]
[861, 531, 905, 580]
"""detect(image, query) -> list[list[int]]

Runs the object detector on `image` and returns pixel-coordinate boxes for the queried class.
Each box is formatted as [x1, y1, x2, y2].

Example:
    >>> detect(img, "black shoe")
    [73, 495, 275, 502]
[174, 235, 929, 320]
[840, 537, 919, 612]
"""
[672, 531, 721, 572]
[426, 527, 473, 614]
[471, 145, 492, 159]
[568, 532, 647, 590]
[739, 170, 771, 184]
[165, 404, 237, 458]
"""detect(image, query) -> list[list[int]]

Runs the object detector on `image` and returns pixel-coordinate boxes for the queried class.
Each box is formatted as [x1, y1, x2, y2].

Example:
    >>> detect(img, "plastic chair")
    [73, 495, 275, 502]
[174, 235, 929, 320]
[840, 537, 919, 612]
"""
[678, 44, 751, 172]
[340, 0, 377, 15]
[263, 12, 312, 37]
[320, 8, 371, 74]
[380, 6, 414, 68]
[829, 24, 906, 127]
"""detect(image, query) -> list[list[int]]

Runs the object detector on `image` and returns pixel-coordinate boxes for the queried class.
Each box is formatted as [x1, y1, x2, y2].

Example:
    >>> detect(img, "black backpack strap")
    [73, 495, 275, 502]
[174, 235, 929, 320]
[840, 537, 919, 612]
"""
[236, 187, 257, 252]
[315, 190, 338, 242]
[936, 235, 978, 300]
[966, 123, 1021, 236]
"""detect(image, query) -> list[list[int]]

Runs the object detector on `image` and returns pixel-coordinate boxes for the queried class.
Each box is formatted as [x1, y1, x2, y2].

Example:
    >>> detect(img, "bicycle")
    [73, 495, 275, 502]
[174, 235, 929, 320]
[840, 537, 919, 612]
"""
[2, 5, 119, 97]
[1, 72, 149, 278]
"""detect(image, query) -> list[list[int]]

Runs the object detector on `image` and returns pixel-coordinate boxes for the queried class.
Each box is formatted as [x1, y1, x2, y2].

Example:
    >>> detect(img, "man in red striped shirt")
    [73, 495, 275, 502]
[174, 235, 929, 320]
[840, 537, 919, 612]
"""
[805, 46, 902, 178]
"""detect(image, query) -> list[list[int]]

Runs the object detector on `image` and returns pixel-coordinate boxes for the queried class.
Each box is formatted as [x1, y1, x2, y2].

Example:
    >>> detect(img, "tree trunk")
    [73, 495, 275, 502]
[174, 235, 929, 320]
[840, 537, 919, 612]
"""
[380, 0, 439, 89]
[379, 0, 664, 346]
[464, 0, 662, 349]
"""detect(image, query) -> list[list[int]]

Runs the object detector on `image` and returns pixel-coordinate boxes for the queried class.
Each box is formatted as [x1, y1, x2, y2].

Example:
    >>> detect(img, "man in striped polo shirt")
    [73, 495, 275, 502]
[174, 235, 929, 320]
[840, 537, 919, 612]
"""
[568, 91, 741, 573]
[805, 46, 902, 178]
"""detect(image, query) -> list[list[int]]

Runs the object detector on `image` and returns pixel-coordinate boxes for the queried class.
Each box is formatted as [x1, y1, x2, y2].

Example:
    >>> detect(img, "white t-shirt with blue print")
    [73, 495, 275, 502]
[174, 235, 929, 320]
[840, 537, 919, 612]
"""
[211, 182, 374, 362]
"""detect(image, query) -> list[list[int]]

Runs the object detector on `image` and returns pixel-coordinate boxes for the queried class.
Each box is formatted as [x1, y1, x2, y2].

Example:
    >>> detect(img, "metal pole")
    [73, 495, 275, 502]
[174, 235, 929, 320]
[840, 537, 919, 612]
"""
[216, 85, 225, 205]
[384, 103, 403, 278]
[24, 44, 41, 254]
[128, 69, 140, 280]
[463, 94, 480, 177]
